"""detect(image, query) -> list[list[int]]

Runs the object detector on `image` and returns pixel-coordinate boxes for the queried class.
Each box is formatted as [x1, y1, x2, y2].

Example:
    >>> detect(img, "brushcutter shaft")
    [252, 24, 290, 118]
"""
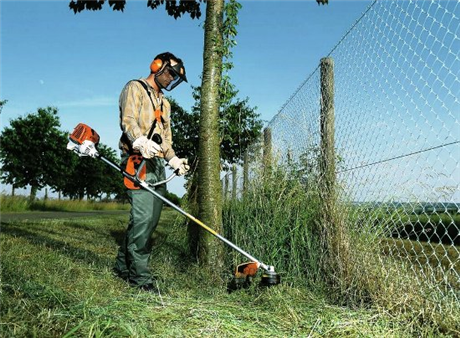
[183, 213, 270, 272]
[140, 184, 270, 271]
[98, 155, 271, 272]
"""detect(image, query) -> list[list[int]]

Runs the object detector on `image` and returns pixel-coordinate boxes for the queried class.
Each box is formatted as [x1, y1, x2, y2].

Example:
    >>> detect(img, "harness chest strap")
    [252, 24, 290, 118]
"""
[134, 79, 165, 139]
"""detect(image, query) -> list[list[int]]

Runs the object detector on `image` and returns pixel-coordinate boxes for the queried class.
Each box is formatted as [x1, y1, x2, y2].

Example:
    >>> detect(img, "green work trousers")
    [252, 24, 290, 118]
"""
[114, 157, 166, 286]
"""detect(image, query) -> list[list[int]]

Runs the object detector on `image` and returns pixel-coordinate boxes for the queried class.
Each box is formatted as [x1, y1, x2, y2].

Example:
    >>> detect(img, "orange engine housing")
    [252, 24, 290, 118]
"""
[69, 123, 100, 145]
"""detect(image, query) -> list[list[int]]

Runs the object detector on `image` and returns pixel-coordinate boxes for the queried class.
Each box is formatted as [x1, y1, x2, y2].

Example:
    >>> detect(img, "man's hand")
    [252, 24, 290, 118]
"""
[168, 156, 190, 176]
[77, 140, 99, 158]
[133, 136, 162, 159]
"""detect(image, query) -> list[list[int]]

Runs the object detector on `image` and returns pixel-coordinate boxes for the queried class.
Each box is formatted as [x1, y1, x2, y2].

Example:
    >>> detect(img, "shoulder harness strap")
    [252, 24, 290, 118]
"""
[132, 79, 165, 139]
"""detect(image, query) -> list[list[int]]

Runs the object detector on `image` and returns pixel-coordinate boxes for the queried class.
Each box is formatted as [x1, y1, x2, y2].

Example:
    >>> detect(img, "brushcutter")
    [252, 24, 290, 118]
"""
[67, 123, 281, 288]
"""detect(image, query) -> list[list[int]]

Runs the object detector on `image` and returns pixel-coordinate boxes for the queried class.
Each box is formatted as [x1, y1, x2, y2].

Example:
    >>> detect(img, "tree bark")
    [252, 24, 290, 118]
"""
[30, 185, 38, 201]
[197, 0, 225, 276]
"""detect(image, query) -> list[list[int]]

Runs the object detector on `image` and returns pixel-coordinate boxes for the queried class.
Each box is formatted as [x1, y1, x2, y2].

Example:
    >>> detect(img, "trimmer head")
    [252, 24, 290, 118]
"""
[228, 262, 281, 292]
[260, 266, 281, 287]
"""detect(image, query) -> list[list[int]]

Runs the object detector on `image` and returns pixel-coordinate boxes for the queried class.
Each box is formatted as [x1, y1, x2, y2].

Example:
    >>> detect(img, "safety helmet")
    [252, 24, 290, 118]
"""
[150, 52, 187, 91]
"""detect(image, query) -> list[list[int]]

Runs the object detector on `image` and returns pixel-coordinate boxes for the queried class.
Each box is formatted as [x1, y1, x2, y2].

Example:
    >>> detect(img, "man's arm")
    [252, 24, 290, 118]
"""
[119, 81, 143, 143]
[160, 99, 177, 162]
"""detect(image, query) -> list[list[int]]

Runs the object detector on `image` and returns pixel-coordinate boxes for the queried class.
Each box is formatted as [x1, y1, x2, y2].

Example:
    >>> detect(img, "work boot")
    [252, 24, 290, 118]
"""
[137, 282, 159, 293]
[112, 268, 129, 282]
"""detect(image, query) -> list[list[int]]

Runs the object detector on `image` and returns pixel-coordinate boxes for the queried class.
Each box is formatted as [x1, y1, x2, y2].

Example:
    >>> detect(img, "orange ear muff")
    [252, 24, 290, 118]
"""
[150, 59, 163, 73]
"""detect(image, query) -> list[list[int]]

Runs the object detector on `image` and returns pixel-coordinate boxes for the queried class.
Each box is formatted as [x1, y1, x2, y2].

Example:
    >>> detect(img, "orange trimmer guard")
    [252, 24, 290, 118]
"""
[234, 261, 259, 279]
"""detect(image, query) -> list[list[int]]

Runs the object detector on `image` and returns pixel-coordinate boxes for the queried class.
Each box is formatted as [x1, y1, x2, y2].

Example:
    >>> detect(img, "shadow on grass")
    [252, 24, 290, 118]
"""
[1, 223, 113, 268]
[1, 211, 194, 280]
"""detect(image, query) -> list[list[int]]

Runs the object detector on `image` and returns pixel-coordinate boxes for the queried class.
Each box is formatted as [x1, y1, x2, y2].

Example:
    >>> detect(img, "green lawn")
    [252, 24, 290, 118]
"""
[0, 208, 442, 337]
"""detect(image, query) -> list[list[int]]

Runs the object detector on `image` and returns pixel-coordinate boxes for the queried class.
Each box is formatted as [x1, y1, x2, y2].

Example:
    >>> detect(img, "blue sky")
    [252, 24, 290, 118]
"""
[1, 0, 374, 196]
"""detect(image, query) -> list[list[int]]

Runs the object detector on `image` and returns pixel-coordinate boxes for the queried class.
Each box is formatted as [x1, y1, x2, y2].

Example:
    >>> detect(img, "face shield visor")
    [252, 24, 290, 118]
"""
[157, 61, 188, 91]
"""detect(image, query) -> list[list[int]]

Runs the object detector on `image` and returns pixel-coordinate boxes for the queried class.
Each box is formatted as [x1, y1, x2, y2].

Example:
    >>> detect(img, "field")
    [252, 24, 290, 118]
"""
[0, 207, 438, 337]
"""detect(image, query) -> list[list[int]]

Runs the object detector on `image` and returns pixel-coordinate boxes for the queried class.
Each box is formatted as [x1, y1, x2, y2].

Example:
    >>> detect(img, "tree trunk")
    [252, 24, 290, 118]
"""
[224, 172, 229, 200]
[197, 0, 225, 278]
[30, 185, 38, 201]
[187, 173, 200, 258]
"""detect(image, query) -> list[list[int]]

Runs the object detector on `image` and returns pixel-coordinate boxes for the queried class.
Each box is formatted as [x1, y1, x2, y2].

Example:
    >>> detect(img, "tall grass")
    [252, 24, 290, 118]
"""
[0, 194, 130, 213]
[222, 166, 460, 335]
[223, 166, 326, 288]
[344, 203, 460, 334]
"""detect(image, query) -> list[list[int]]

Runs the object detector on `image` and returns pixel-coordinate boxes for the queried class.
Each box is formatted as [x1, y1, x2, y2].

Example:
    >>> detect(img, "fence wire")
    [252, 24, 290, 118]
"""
[228, 0, 460, 303]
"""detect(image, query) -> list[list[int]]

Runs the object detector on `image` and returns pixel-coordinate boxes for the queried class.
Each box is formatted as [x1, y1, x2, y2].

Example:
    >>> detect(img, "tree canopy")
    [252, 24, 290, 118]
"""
[69, 0, 203, 18]
[0, 107, 67, 199]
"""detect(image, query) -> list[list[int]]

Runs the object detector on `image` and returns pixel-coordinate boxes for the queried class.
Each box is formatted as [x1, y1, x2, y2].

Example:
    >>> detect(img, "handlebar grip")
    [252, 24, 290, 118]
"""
[151, 133, 162, 145]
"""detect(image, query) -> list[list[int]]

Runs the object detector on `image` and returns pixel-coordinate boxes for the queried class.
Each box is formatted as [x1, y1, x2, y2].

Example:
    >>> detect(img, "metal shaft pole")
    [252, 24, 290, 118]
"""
[99, 156, 270, 272]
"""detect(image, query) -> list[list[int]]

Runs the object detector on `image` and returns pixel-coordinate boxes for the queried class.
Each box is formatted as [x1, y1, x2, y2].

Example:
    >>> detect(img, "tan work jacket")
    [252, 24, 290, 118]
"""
[118, 78, 176, 162]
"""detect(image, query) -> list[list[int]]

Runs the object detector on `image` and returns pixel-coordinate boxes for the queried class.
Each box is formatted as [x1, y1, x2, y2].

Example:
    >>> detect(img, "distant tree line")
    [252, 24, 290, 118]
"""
[0, 106, 126, 201]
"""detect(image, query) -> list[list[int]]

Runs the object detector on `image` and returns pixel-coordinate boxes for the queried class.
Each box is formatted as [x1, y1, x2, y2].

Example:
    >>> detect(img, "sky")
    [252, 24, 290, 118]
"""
[0, 0, 374, 197]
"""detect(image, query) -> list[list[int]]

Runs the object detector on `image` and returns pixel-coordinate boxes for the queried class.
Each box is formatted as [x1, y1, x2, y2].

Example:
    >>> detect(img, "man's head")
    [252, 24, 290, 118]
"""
[150, 52, 187, 91]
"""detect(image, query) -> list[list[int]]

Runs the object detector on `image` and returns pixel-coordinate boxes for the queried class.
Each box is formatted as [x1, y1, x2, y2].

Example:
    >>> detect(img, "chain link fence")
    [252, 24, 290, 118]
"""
[226, 0, 459, 304]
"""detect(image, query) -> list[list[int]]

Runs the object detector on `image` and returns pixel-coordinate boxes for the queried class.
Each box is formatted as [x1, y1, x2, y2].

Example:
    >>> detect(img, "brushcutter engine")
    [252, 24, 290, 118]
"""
[67, 123, 100, 158]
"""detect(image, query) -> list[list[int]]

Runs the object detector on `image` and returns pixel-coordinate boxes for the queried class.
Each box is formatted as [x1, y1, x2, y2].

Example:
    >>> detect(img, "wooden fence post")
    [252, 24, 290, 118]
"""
[320, 57, 336, 196]
[243, 150, 249, 195]
[232, 164, 237, 200]
[319, 56, 351, 289]
[263, 127, 272, 174]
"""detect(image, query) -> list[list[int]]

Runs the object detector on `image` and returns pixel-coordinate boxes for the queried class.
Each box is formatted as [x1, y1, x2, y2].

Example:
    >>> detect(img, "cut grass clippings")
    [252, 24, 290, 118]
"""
[0, 209, 424, 337]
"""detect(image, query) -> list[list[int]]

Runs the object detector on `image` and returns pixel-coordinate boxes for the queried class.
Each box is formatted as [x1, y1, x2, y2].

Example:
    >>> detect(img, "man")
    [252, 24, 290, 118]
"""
[113, 52, 189, 292]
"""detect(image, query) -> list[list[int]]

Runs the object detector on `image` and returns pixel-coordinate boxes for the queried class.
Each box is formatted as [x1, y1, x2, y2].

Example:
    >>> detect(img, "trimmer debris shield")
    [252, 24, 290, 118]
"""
[235, 261, 259, 279]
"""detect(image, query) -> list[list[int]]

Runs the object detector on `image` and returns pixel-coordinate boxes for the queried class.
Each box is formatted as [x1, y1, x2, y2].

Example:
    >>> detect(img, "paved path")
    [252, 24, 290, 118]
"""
[0, 210, 129, 223]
